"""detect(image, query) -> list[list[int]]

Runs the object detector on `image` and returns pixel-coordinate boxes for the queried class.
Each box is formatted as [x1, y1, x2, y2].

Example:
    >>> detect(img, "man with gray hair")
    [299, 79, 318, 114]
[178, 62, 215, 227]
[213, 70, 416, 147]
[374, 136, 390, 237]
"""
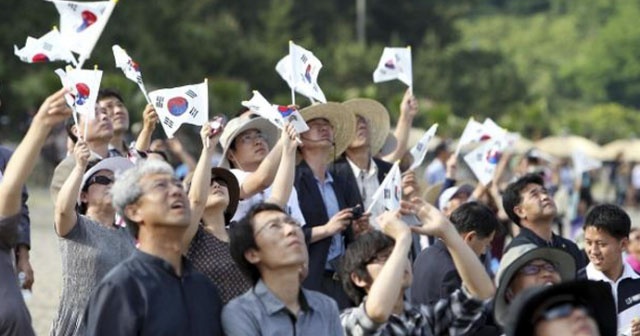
[82, 159, 224, 335]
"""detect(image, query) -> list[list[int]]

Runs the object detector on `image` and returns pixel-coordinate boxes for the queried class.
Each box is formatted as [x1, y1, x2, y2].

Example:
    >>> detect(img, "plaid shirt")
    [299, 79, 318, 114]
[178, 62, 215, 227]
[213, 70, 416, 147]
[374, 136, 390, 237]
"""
[341, 287, 484, 336]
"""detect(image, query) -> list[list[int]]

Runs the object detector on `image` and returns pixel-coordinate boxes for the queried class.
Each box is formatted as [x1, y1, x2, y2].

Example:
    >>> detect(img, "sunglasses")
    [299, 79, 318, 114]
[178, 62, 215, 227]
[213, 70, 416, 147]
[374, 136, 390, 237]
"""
[518, 262, 557, 276]
[87, 175, 114, 187]
[534, 301, 591, 323]
[210, 176, 228, 187]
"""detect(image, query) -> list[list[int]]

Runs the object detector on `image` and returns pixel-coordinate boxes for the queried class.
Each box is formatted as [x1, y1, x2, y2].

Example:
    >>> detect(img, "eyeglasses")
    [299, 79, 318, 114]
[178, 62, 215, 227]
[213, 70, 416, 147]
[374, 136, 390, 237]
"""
[87, 175, 113, 187]
[254, 216, 302, 236]
[210, 176, 228, 187]
[533, 301, 590, 323]
[236, 131, 266, 145]
[519, 262, 557, 276]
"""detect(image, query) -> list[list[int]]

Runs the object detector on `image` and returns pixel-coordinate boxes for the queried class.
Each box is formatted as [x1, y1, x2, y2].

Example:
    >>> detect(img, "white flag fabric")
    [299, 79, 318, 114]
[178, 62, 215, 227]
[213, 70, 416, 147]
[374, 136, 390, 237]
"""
[572, 150, 602, 176]
[241, 91, 309, 134]
[463, 134, 509, 185]
[481, 118, 506, 141]
[409, 124, 438, 170]
[14, 29, 77, 65]
[456, 117, 484, 152]
[112, 45, 150, 102]
[373, 47, 413, 87]
[368, 162, 402, 214]
[275, 42, 327, 103]
[55, 67, 102, 119]
[148, 81, 208, 138]
[48, 0, 116, 59]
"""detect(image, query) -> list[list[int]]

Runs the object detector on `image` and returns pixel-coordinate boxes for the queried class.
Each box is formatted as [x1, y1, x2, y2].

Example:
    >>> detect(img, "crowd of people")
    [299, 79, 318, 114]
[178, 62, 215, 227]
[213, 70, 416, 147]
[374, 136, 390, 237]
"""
[2, 85, 639, 336]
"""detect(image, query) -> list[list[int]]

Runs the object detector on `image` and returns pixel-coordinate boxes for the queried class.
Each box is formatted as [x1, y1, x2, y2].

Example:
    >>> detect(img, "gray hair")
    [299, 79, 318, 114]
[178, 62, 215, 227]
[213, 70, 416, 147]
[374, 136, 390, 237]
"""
[111, 159, 174, 237]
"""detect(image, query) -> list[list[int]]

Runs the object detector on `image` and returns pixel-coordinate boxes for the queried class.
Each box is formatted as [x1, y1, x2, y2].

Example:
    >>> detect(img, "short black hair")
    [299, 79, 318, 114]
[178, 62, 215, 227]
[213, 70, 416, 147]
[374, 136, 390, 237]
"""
[450, 201, 499, 238]
[228, 202, 286, 285]
[340, 231, 394, 305]
[584, 204, 631, 240]
[434, 142, 448, 156]
[97, 88, 124, 104]
[502, 173, 545, 226]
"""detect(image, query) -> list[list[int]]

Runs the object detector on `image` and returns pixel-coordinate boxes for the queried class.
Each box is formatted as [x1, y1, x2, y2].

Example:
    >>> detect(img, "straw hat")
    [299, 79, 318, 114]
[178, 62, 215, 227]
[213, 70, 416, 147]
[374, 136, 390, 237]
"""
[493, 244, 576, 326]
[218, 116, 279, 169]
[342, 98, 390, 155]
[299, 102, 355, 161]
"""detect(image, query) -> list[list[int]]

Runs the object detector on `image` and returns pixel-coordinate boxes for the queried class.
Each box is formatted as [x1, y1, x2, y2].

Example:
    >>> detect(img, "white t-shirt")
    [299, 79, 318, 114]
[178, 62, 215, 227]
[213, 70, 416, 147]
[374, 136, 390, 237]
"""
[230, 169, 306, 226]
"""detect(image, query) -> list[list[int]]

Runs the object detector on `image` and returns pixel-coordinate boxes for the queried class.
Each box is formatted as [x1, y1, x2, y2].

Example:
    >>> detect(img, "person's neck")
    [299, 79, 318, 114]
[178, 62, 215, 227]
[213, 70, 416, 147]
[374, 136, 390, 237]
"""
[523, 220, 554, 242]
[109, 133, 126, 155]
[260, 267, 303, 315]
[603, 260, 625, 282]
[202, 207, 228, 242]
[86, 208, 115, 227]
[391, 291, 405, 316]
[302, 150, 330, 182]
[88, 140, 110, 158]
[345, 148, 371, 171]
[137, 226, 186, 276]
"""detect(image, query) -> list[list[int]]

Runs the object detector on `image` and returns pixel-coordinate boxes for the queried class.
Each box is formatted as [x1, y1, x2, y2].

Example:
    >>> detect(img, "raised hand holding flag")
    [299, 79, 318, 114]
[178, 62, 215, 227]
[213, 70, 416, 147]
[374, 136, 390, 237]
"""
[112, 45, 151, 103]
[409, 124, 438, 171]
[275, 41, 327, 104]
[14, 28, 77, 65]
[148, 80, 208, 138]
[373, 46, 413, 89]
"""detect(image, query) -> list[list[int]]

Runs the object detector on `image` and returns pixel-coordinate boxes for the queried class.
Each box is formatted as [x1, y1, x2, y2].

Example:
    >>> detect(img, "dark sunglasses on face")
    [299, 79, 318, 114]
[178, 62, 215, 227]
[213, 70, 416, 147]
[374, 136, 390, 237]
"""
[210, 177, 228, 187]
[533, 301, 590, 323]
[519, 262, 557, 276]
[87, 175, 114, 187]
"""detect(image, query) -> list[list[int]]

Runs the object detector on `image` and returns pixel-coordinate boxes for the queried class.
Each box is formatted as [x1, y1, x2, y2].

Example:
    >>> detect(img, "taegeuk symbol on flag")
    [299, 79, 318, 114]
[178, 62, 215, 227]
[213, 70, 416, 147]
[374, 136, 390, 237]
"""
[148, 80, 209, 138]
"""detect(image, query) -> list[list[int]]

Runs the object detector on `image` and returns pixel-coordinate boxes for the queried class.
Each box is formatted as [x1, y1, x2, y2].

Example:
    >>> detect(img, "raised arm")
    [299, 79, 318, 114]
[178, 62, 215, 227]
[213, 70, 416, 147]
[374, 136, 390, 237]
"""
[266, 123, 297, 207]
[183, 121, 221, 251]
[134, 104, 158, 153]
[236, 140, 282, 199]
[54, 140, 90, 237]
[382, 89, 417, 162]
[364, 211, 413, 323]
[0, 89, 71, 217]
[404, 198, 495, 300]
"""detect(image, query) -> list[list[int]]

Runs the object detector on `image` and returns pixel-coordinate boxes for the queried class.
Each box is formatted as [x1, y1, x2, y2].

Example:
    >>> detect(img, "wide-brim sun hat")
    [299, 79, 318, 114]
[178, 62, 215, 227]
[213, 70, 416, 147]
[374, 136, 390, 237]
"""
[299, 102, 356, 162]
[78, 157, 134, 204]
[437, 184, 474, 210]
[218, 116, 279, 169]
[493, 244, 576, 326]
[504, 280, 616, 336]
[342, 98, 390, 155]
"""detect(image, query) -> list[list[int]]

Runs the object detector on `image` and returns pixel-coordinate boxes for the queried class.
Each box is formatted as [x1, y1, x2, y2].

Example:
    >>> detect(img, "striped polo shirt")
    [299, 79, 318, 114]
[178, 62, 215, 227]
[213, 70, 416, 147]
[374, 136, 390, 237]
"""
[586, 259, 640, 335]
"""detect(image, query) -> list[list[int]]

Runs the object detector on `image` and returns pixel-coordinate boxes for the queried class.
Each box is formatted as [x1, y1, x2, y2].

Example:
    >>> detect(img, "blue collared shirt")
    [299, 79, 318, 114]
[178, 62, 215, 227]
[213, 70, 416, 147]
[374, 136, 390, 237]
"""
[222, 280, 343, 336]
[314, 172, 343, 270]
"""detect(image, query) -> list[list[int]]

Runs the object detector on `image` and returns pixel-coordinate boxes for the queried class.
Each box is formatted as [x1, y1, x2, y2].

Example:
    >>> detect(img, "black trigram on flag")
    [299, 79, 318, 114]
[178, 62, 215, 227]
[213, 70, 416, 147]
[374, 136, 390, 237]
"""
[300, 54, 308, 64]
[155, 97, 165, 108]
[188, 107, 199, 118]
[163, 116, 174, 128]
[67, 3, 78, 11]
[135, 75, 143, 85]
[185, 89, 197, 98]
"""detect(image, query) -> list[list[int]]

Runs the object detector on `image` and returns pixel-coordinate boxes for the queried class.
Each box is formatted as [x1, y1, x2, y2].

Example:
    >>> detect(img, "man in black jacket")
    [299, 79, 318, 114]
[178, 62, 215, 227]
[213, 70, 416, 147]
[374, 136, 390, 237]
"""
[502, 173, 587, 270]
[295, 102, 363, 309]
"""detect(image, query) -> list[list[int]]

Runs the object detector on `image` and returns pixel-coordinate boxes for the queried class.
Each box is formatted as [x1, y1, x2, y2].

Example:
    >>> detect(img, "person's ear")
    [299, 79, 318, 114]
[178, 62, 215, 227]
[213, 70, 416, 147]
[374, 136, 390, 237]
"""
[351, 272, 369, 290]
[621, 237, 629, 252]
[462, 231, 477, 244]
[244, 248, 260, 265]
[124, 202, 143, 225]
[514, 204, 526, 221]
[79, 191, 88, 203]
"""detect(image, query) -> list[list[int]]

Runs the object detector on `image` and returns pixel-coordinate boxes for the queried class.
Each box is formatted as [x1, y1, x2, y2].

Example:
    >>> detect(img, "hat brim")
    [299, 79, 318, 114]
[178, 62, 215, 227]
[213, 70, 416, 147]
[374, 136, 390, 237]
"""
[506, 280, 616, 336]
[218, 117, 279, 169]
[299, 102, 355, 163]
[79, 157, 134, 204]
[423, 179, 476, 207]
[494, 247, 576, 326]
[211, 167, 239, 222]
[342, 98, 390, 155]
